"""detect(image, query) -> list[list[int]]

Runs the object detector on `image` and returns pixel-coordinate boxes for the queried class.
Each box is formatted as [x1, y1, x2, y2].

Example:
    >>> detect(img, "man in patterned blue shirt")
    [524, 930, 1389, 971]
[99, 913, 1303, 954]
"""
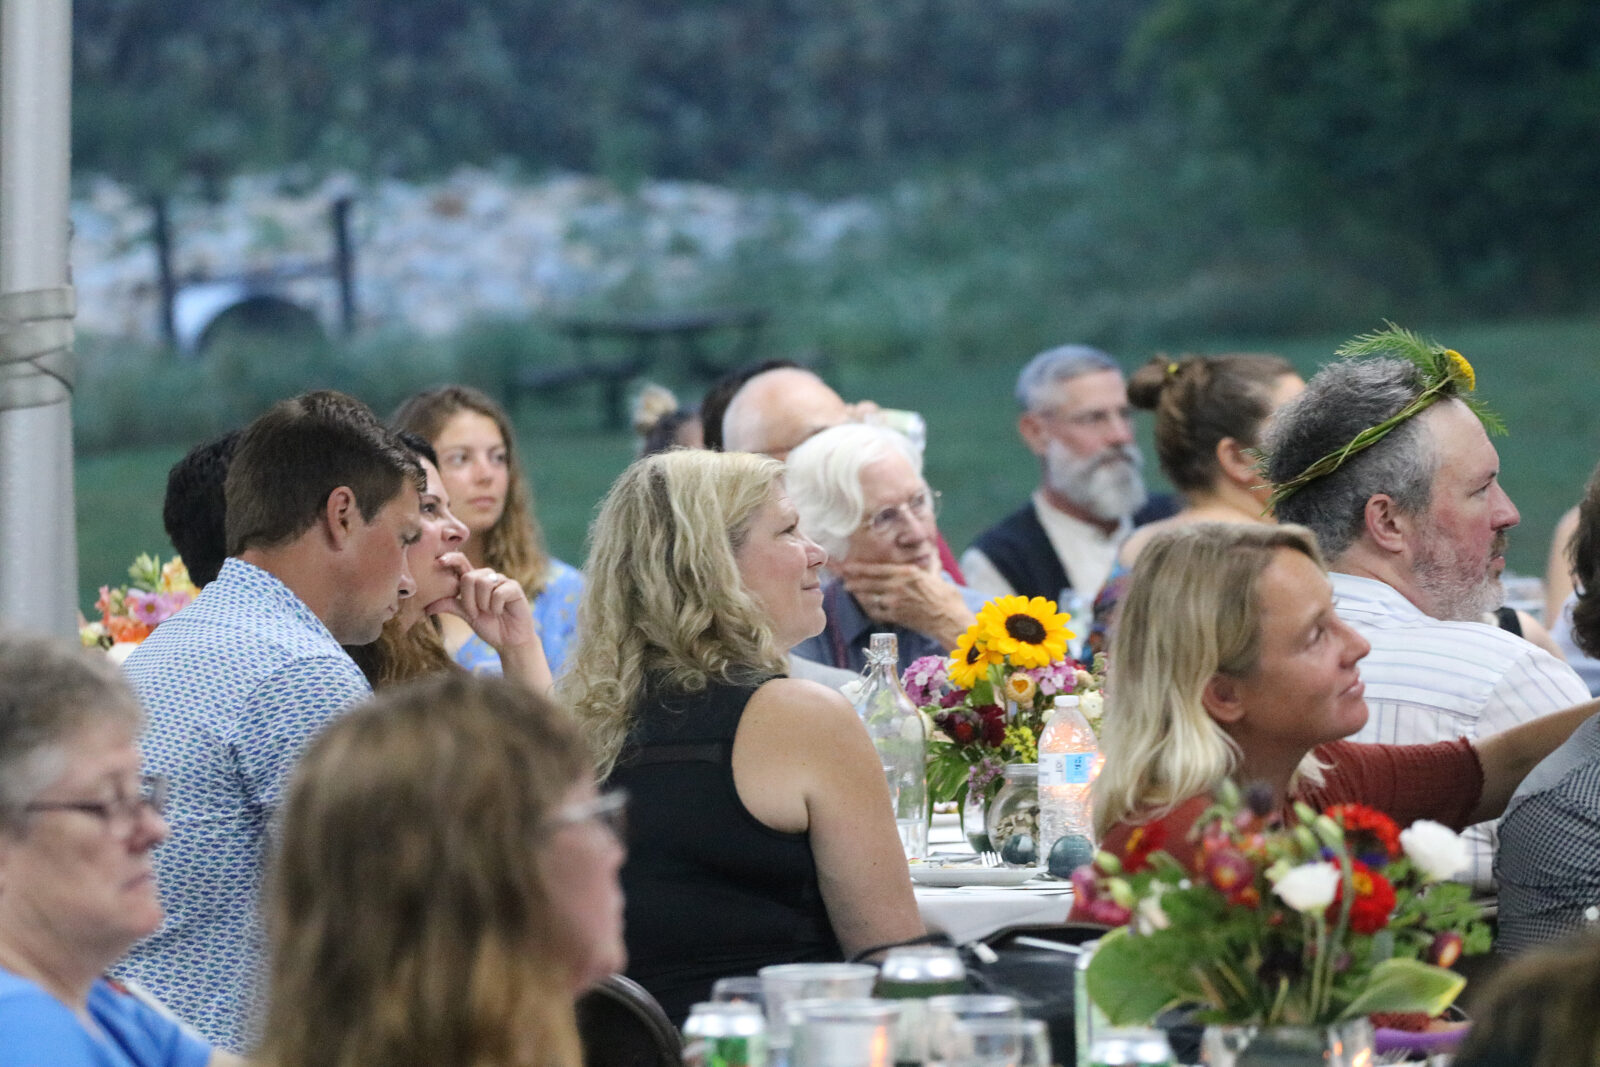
[119, 391, 423, 1051]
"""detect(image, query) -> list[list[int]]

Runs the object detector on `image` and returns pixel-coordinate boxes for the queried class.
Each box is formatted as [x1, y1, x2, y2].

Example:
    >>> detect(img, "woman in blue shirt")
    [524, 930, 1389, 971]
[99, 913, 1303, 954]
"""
[394, 385, 583, 678]
[0, 634, 235, 1067]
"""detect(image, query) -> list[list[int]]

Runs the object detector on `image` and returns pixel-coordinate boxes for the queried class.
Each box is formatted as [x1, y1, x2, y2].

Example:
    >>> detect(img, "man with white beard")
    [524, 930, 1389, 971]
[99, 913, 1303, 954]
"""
[962, 345, 1176, 606]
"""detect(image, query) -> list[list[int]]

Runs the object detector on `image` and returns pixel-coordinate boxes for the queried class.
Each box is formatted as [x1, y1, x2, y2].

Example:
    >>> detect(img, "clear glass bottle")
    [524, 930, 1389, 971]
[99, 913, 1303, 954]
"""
[852, 632, 929, 860]
[1037, 694, 1098, 860]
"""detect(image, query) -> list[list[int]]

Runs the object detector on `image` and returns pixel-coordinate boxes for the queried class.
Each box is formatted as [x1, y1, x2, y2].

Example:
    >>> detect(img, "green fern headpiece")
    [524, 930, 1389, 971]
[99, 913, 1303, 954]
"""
[1266, 322, 1504, 510]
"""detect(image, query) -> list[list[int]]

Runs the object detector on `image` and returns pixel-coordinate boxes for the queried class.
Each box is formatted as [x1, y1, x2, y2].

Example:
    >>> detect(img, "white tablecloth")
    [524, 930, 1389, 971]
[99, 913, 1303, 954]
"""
[912, 814, 1074, 943]
[914, 884, 1075, 943]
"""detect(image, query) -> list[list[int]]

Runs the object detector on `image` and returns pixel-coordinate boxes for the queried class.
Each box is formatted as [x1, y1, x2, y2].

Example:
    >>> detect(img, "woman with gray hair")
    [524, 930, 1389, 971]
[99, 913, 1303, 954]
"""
[1088, 523, 1600, 876]
[786, 422, 985, 672]
[0, 634, 239, 1066]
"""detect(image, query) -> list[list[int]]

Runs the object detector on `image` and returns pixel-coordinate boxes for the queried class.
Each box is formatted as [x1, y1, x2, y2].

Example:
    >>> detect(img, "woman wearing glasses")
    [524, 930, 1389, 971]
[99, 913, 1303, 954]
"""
[0, 635, 239, 1066]
[257, 672, 624, 1067]
[561, 449, 924, 1022]
[784, 422, 984, 673]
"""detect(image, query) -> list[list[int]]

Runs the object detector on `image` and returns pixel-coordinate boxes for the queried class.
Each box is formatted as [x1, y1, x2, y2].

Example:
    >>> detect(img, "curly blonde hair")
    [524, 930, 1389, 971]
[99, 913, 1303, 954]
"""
[1093, 522, 1328, 837]
[393, 385, 551, 596]
[558, 450, 790, 777]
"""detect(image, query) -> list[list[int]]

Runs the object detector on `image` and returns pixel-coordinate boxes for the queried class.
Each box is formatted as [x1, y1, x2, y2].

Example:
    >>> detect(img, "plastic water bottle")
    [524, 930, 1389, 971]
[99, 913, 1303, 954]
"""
[852, 633, 929, 860]
[1038, 694, 1098, 864]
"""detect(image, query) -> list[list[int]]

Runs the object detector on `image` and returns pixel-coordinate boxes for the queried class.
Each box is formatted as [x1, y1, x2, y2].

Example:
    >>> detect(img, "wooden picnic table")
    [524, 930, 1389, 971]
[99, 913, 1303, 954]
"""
[508, 306, 769, 429]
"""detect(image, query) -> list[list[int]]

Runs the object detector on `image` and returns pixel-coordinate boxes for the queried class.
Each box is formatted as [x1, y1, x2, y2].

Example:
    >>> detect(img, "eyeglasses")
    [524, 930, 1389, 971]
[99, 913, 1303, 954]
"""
[23, 774, 168, 840]
[860, 488, 941, 539]
[545, 788, 628, 843]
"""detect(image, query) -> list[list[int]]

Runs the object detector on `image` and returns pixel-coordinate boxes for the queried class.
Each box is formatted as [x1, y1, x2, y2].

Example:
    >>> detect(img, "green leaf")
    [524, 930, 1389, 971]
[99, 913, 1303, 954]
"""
[1335, 958, 1464, 1021]
[1085, 928, 1186, 1026]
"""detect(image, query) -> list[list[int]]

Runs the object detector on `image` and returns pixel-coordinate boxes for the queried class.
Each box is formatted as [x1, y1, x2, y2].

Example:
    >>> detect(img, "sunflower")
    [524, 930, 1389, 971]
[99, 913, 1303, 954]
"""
[1443, 348, 1475, 391]
[948, 623, 1001, 689]
[976, 595, 1073, 669]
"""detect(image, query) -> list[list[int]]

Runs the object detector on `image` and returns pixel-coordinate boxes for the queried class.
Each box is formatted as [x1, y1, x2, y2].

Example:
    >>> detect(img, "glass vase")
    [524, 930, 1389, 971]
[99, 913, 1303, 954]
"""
[985, 764, 1040, 866]
[1200, 1018, 1375, 1067]
[961, 796, 992, 853]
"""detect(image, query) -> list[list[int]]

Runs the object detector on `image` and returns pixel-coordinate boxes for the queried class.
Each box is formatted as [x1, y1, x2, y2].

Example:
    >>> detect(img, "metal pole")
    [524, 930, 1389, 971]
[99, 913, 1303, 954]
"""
[0, 0, 79, 637]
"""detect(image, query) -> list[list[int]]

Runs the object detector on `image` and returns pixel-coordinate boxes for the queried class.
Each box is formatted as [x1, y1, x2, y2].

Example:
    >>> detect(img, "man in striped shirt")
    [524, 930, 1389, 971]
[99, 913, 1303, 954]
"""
[1263, 352, 1589, 890]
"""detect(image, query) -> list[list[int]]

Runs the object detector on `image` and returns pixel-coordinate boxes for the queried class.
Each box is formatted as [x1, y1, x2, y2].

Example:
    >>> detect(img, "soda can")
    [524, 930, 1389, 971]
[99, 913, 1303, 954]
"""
[875, 945, 967, 1065]
[1089, 1028, 1176, 1066]
[684, 1000, 769, 1067]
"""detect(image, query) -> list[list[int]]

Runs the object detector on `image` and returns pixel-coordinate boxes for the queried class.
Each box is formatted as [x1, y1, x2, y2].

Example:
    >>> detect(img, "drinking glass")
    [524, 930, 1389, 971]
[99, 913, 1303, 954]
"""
[712, 976, 767, 1009]
[759, 963, 881, 1051]
[925, 995, 1023, 1065]
[946, 1017, 1051, 1067]
[787, 998, 902, 1067]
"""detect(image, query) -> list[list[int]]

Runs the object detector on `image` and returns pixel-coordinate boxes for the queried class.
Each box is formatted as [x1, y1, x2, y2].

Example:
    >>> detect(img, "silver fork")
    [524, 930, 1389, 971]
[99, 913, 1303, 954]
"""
[977, 850, 1002, 868]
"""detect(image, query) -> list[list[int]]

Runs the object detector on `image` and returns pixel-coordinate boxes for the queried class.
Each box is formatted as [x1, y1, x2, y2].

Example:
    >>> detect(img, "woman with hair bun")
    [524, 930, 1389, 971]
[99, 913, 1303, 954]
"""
[1085, 354, 1301, 654]
[1117, 352, 1302, 564]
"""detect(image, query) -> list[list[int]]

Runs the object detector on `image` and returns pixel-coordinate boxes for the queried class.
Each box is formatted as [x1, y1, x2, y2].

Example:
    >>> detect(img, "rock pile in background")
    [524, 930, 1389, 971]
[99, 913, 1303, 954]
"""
[70, 169, 881, 342]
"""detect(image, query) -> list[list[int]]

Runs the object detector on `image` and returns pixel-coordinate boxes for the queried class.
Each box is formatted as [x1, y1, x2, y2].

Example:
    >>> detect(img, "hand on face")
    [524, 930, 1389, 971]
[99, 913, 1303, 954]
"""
[425, 553, 537, 652]
[837, 558, 973, 645]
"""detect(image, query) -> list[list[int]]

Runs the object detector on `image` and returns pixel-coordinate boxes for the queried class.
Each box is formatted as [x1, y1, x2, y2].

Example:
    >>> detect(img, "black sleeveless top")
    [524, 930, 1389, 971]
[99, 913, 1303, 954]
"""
[609, 675, 843, 1023]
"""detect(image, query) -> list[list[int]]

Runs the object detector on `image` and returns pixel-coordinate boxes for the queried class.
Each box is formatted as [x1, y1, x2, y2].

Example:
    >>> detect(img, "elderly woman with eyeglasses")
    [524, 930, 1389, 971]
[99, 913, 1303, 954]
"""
[785, 422, 985, 672]
[0, 634, 240, 1067]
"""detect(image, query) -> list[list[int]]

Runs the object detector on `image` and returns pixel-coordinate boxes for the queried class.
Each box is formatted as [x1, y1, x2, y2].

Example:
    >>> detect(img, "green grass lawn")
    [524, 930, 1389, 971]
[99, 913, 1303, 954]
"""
[74, 314, 1600, 617]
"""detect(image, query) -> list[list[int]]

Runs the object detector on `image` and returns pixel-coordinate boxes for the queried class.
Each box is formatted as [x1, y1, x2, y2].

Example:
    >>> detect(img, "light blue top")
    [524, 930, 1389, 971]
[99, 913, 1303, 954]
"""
[453, 557, 584, 678]
[118, 558, 371, 1052]
[0, 970, 210, 1067]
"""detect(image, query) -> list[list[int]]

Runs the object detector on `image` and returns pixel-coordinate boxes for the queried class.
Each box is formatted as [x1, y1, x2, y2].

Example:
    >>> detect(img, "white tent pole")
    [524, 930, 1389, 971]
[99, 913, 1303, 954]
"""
[0, 0, 79, 636]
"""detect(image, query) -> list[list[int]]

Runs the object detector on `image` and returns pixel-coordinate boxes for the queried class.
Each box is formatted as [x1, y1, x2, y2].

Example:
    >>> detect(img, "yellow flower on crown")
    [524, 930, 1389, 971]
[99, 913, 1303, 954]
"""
[948, 622, 1002, 689]
[1443, 349, 1475, 391]
[976, 595, 1073, 670]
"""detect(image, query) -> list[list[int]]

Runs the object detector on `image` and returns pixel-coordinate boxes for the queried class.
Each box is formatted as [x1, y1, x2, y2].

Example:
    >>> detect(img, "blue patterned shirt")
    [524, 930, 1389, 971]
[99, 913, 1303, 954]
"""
[453, 557, 584, 678]
[117, 558, 371, 1052]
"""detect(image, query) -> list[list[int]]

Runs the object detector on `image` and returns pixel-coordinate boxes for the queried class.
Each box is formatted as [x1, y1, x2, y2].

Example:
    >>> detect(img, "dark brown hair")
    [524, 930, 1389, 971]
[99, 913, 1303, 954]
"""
[224, 391, 421, 555]
[1127, 353, 1296, 494]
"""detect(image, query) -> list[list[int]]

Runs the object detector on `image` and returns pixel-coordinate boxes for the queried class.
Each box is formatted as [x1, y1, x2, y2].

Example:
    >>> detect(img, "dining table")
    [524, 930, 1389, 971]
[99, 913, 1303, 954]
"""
[910, 814, 1075, 944]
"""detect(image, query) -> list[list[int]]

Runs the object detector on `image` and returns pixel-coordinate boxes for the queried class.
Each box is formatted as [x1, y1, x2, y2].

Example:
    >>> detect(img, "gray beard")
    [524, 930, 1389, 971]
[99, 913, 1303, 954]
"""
[1412, 541, 1505, 623]
[1044, 439, 1148, 522]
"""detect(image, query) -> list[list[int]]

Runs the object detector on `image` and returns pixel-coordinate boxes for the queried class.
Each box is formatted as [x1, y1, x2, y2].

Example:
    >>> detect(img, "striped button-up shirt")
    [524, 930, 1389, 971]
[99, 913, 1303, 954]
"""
[1336, 572, 1590, 890]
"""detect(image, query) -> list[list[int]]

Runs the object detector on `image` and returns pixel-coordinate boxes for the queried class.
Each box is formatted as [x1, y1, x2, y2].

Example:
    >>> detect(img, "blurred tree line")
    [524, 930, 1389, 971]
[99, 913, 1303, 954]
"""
[74, 0, 1600, 312]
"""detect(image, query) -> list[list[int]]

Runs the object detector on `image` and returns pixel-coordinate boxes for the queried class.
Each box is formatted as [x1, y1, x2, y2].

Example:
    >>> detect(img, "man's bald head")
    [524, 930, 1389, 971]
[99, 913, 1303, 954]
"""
[721, 367, 854, 459]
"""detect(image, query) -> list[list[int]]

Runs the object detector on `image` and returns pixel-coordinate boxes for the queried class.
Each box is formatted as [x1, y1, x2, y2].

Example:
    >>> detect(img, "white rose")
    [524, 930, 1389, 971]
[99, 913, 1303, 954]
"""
[1400, 820, 1469, 882]
[1271, 862, 1340, 914]
[1079, 690, 1105, 722]
[1135, 895, 1171, 933]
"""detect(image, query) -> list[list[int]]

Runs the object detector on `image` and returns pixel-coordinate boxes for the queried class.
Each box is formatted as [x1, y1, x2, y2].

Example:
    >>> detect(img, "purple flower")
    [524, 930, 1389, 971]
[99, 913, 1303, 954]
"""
[1022, 660, 1075, 697]
[902, 655, 951, 706]
[967, 755, 1004, 797]
[124, 590, 166, 626]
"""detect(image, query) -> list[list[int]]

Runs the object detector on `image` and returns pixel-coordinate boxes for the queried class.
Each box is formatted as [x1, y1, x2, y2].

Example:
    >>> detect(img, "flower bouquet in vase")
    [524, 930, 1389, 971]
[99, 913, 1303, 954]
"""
[80, 554, 197, 663]
[1078, 782, 1489, 1065]
[901, 595, 1098, 856]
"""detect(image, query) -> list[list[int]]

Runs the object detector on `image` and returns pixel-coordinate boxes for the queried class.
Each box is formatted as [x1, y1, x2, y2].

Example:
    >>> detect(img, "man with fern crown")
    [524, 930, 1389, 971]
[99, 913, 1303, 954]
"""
[1260, 325, 1588, 891]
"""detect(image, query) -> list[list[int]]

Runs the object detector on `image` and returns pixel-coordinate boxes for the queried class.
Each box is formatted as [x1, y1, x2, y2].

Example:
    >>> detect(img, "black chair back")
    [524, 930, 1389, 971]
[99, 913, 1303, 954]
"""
[577, 974, 683, 1067]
